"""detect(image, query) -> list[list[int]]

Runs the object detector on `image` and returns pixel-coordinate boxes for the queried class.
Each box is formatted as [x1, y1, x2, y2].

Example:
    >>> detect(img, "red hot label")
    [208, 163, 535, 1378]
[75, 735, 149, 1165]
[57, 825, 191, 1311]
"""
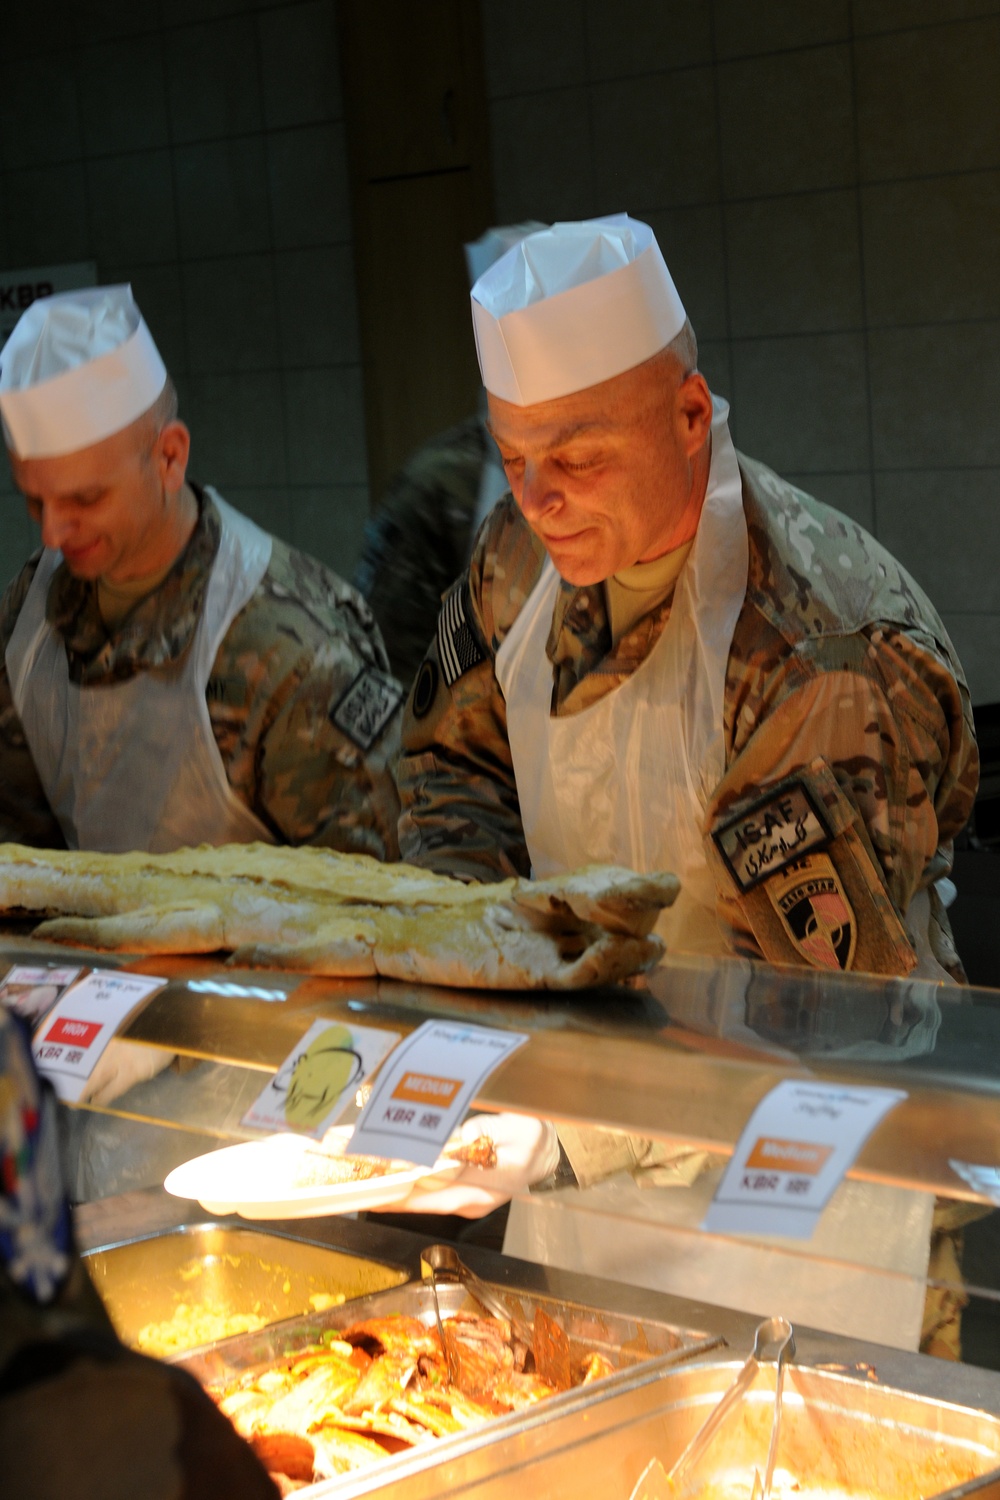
[45, 1017, 102, 1049]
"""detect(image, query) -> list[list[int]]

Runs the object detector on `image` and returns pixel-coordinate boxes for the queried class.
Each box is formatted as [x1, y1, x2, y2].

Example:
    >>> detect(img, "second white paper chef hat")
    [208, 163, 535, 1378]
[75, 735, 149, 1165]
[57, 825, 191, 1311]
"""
[0, 284, 167, 459]
[470, 214, 687, 406]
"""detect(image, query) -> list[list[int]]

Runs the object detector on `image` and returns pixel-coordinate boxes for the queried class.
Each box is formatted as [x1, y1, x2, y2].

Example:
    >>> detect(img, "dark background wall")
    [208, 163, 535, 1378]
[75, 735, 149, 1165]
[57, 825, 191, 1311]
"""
[1, 0, 998, 705]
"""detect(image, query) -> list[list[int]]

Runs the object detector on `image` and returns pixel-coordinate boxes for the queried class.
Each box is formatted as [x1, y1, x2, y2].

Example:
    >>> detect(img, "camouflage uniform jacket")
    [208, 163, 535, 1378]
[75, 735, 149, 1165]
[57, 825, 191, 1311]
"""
[354, 415, 492, 686]
[0, 488, 402, 857]
[398, 455, 979, 977]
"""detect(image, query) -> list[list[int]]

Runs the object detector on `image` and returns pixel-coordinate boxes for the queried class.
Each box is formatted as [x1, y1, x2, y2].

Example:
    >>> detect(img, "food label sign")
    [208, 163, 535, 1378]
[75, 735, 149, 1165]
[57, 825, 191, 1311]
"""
[32, 970, 167, 1102]
[349, 1020, 528, 1166]
[703, 1079, 906, 1239]
[242, 1018, 401, 1140]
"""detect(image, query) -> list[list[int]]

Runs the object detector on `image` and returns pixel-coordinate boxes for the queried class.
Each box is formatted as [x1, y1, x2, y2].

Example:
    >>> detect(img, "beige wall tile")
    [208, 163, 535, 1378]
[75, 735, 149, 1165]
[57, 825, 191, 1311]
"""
[87, 150, 178, 268]
[182, 254, 280, 373]
[222, 487, 295, 547]
[862, 172, 1000, 326]
[645, 203, 728, 339]
[591, 70, 719, 211]
[731, 333, 870, 472]
[869, 322, 1000, 468]
[77, 34, 170, 155]
[293, 485, 371, 580]
[482, 0, 587, 97]
[583, 0, 712, 78]
[282, 367, 367, 487]
[717, 45, 855, 199]
[490, 90, 596, 222]
[714, 0, 851, 58]
[875, 468, 1000, 611]
[174, 136, 271, 259]
[166, 14, 262, 144]
[185, 371, 287, 489]
[275, 245, 360, 367]
[726, 189, 863, 336]
[939, 612, 1000, 705]
[4, 162, 90, 264]
[856, 17, 1000, 180]
[784, 471, 875, 530]
[258, 0, 342, 127]
[266, 123, 352, 250]
[852, 0, 1000, 37]
[0, 53, 82, 169]
[698, 340, 735, 407]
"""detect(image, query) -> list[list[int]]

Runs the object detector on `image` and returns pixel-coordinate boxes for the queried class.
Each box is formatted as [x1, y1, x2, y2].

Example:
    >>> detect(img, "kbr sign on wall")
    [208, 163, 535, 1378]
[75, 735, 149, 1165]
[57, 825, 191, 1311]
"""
[0, 262, 97, 349]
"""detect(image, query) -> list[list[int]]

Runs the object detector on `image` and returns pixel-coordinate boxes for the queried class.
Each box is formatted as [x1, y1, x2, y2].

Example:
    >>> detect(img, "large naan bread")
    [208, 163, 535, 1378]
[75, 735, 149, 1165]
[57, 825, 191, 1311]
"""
[0, 843, 679, 990]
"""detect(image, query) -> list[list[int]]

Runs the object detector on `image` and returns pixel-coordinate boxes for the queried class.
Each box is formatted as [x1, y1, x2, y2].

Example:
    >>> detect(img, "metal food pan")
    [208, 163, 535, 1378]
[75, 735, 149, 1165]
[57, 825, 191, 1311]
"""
[177, 1274, 719, 1388]
[84, 1223, 409, 1358]
[177, 1275, 720, 1495]
[319, 1355, 1000, 1500]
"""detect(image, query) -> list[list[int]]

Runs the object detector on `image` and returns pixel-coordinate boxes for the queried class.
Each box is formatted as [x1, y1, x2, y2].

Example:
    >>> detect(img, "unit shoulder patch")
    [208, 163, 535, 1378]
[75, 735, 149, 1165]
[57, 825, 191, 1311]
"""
[765, 853, 857, 971]
[712, 779, 832, 893]
[330, 668, 403, 750]
[436, 582, 486, 687]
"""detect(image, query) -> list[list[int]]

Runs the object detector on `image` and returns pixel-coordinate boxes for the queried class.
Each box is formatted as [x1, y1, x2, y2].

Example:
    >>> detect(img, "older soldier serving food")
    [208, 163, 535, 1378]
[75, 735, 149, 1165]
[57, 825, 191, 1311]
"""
[0, 285, 402, 857]
[398, 214, 978, 982]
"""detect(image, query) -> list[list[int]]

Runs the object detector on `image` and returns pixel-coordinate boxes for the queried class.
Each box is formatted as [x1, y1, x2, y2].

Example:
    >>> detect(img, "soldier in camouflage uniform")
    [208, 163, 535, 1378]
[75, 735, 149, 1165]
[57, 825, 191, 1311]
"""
[0, 286, 401, 856]
[396, 214, 979, 1358]
[398, 216, 978, 981]
[353, 413, 495, 686]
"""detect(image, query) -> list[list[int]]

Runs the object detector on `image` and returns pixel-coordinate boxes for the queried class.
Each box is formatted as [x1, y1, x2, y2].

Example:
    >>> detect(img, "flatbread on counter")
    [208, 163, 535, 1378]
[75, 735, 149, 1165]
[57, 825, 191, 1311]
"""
[0, 843, 679, 990]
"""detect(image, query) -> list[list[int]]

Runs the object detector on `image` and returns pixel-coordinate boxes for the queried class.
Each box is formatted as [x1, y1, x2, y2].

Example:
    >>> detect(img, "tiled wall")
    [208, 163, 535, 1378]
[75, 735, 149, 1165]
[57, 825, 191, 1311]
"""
[481, 0, 1000, 706]
[0, 0, 367, 586]
[4, 0, 999, 708]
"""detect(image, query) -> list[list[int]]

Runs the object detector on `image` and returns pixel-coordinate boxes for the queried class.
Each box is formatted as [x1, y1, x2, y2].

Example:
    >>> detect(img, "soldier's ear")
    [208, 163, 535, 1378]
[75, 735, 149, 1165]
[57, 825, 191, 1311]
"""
[155, 420, 191, 496]
[676, 372, 713, 458]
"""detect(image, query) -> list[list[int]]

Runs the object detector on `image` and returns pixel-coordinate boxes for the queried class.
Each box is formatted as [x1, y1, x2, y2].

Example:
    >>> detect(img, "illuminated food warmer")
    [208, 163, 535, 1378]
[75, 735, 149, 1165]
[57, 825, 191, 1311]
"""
[12, 935, 1000, 1496]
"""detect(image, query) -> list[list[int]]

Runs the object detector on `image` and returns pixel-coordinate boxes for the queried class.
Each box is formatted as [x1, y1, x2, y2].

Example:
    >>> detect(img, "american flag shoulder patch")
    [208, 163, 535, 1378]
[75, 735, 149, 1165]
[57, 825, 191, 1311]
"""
[436, 583, 486, 687]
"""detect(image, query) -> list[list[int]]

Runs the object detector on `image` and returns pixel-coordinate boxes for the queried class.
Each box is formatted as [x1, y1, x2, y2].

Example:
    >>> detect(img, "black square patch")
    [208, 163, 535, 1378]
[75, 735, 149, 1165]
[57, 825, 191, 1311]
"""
[712, 779, 833, 893]
[330, 668, 404, 751]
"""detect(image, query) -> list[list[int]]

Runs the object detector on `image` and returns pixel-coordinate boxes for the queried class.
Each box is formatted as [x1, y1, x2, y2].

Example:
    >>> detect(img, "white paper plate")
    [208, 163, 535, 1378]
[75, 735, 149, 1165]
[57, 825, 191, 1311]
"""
[163, 1130, 463, 1219]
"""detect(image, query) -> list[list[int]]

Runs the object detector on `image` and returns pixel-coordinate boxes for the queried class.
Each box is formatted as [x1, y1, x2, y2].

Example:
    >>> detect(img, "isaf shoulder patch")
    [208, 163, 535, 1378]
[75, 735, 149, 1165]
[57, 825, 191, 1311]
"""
[712, 779, 832, 893]
[436, 582, 485, 687]
[765, 853, 857, 971]
[330, 668, 403, 751]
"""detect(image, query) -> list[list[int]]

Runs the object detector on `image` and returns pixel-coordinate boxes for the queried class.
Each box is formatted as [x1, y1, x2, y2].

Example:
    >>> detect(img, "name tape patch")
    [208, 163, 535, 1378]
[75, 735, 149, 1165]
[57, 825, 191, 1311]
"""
[436, 584, 485, 687]
[330, 668, 403, 751]
[712, 780, 832, 893]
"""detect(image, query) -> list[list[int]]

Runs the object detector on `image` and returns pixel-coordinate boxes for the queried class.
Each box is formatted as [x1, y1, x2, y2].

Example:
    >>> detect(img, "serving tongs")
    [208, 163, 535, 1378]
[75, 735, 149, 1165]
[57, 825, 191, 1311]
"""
[420, 1242, 536, 1383]
[658, 1315, 796, 1499]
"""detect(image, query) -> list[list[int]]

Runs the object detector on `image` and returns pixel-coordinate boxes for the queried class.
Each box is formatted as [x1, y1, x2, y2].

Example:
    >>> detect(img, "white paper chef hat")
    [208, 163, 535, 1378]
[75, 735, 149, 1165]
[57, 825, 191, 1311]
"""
[470, 214, 687, 406]
[464, 221, 546, 289]
[0, 284, 167, 458]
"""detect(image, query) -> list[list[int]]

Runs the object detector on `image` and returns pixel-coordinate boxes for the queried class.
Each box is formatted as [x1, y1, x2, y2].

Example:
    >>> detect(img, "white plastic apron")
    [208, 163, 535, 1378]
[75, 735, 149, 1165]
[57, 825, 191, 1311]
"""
[6, 492, 276, 853]
[495, 399, 748, 955]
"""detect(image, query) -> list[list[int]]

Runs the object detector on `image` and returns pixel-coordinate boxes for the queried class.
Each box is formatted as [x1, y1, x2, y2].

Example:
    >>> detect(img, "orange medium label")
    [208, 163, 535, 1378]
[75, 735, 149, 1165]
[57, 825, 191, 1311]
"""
[391, 1071, 463, 1106]
[745, 1137, 833, 1175]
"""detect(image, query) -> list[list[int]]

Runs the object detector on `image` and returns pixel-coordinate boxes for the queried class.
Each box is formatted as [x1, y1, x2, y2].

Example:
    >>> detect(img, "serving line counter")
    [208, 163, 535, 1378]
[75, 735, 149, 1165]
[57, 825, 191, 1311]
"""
[73, 1189, 1000, 1499]
[9, 934, 1000, 1491]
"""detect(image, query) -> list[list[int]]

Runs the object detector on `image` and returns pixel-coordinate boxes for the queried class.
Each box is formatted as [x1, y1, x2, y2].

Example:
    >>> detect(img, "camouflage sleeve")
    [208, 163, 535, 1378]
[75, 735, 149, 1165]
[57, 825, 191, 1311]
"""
[705, 624, 978, 977]
[397, 500, 544, 881]
[353, 417, 485, 688]
[209, 543, 403, 859]
[0, 558, 66, 848]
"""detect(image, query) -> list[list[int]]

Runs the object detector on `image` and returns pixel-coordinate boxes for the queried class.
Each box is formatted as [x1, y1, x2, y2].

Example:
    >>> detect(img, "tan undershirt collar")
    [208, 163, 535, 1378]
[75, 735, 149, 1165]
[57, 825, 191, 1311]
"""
[97, 560, 177, 631]
[606, 541, 693, 646]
